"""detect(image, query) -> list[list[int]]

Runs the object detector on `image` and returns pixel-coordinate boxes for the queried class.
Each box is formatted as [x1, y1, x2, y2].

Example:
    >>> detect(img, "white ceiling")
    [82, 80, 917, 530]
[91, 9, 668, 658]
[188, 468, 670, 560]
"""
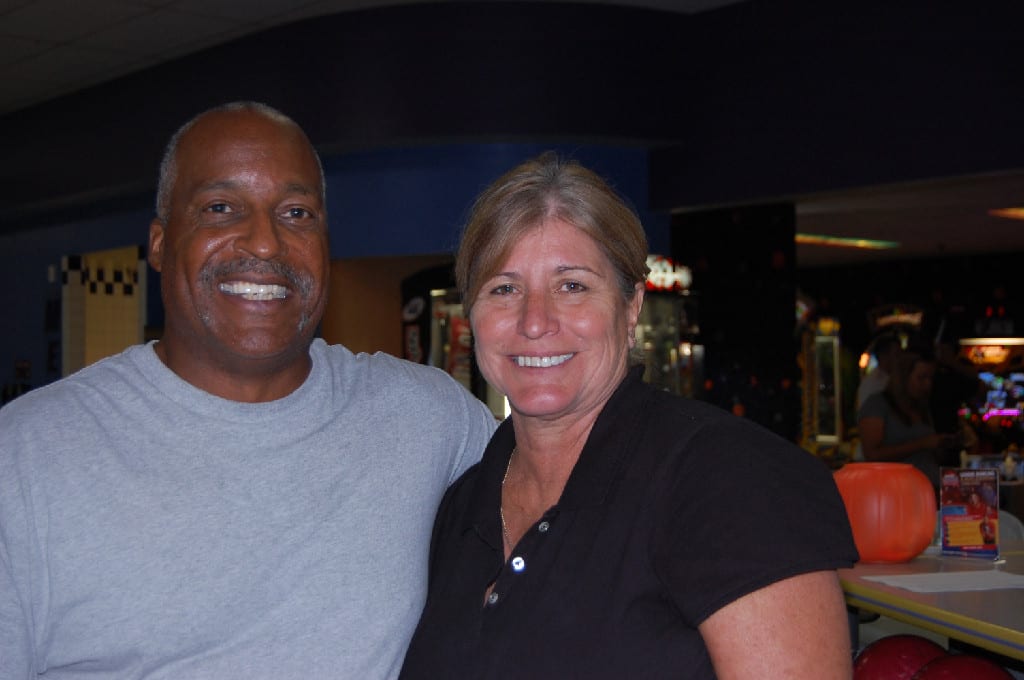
[2, 0, 1022, 267]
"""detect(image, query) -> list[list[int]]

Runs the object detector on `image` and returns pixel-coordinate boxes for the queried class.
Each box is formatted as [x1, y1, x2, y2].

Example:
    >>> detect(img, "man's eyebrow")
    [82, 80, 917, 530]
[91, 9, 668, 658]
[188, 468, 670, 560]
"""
[284, 182, 316, 196]
[193, 180, 318, 197]
[195, 179, 242, 193]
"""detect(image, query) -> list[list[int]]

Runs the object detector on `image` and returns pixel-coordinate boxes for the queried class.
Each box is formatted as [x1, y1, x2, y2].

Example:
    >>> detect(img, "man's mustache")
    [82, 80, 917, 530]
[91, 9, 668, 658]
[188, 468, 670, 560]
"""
[201, 258, 314, 298]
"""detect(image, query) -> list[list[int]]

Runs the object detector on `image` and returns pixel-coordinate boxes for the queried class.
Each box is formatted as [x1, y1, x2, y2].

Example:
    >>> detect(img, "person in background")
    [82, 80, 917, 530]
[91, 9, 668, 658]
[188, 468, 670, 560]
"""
[856, 332, 902, 411]
[929, 339, 984, 464]
[400, 153, 858, 679]
[0, 102, 496, 679]
[859, 348, 956, 492]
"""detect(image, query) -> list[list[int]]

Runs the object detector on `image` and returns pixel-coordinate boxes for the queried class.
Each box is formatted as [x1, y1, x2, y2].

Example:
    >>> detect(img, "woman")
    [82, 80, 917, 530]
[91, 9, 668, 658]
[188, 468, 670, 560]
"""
[400, 154, 858, 679]
[859, 348, 957, 491]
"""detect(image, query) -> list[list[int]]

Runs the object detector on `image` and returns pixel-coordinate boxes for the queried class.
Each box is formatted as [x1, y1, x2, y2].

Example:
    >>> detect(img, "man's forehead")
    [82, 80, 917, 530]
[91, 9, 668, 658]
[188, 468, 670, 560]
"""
[176, 117, 319, 184]
[182, 110, 301, 152]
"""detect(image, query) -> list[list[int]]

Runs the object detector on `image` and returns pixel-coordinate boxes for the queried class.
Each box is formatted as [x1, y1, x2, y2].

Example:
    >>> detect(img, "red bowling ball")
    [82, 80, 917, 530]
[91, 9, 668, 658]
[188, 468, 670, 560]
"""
[911, 654, 1014, 679]
[854, 634, 947, 680]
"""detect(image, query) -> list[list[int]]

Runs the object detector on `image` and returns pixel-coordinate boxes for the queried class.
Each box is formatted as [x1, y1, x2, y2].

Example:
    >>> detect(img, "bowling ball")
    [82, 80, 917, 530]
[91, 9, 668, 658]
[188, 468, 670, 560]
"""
[911, 654, 1013, 679]
[854, 634, 947, 680]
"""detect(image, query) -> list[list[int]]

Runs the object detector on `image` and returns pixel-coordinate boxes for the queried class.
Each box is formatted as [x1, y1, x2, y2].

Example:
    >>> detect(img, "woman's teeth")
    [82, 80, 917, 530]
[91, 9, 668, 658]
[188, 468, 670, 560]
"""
[219, 282, 288, 300]
[516, 353, 574, 368]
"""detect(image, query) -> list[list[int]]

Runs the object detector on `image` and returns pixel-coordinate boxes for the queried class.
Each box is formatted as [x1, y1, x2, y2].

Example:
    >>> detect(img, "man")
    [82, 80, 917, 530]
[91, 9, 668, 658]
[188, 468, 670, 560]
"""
[0, 102, 496, 679]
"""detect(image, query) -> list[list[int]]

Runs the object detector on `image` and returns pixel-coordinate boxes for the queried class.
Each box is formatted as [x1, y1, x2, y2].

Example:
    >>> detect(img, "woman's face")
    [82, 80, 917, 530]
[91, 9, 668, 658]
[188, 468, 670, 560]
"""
[470, 218, 643, 424]
[907, 360, 936, 401]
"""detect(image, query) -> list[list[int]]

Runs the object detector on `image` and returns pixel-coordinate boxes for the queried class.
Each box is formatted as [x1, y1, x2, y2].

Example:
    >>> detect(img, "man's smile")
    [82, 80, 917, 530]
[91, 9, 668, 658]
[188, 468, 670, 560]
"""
[218, 281, 289, 300]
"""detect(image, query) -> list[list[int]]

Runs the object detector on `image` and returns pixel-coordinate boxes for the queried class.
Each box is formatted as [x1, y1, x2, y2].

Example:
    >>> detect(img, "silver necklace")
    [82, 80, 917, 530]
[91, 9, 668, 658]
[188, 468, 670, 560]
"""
[500, 447, 516, 550]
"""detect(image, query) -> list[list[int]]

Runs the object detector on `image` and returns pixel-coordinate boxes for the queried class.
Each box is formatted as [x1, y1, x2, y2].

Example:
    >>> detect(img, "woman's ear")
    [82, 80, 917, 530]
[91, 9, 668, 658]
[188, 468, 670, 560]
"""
[627, 282, 645, 348]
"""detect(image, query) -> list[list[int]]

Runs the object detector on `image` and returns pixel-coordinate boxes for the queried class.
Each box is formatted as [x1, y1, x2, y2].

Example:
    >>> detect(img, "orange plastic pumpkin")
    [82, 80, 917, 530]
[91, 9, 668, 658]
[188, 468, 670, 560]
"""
[834, 462, 937, 563]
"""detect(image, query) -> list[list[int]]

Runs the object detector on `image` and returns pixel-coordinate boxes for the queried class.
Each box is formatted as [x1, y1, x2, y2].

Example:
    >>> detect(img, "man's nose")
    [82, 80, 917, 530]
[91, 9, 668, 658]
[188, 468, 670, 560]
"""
[236, 211, 286, 259]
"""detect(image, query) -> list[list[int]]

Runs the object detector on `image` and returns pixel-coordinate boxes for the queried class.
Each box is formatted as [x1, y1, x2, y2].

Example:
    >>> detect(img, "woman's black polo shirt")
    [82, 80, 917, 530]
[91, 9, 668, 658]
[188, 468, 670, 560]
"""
[400, 367, 857, 679]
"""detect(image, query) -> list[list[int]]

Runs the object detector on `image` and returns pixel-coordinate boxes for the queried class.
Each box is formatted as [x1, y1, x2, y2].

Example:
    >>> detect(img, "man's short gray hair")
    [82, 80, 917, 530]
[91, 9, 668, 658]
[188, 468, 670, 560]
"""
[154, 101, 325, 222]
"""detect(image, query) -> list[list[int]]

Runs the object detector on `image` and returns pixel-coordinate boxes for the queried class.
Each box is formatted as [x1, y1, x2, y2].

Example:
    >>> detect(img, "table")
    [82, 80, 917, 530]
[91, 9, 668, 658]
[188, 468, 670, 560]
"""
[840, 543, 1024, 661]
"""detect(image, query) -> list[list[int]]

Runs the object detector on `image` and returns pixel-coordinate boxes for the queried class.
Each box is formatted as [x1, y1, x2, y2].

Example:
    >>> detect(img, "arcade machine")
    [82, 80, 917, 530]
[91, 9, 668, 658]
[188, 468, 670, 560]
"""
[957, 337, 1024, 452]
[636, 255, 703, 398]
[798, 310, 846, 465]
[400, 264, 507, 419]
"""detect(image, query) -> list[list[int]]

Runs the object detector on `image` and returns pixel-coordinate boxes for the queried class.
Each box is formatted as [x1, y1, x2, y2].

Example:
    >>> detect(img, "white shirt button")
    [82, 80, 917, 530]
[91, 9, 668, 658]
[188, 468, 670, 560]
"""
[487, 592, 499, 605]
[511, 556, 526, 572]
[538, 521, 550, 533]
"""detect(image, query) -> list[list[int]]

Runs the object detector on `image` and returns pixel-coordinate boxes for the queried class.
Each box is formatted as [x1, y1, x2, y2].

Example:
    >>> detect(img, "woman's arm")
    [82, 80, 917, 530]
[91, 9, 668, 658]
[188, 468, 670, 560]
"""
[698, 570, 852, 680]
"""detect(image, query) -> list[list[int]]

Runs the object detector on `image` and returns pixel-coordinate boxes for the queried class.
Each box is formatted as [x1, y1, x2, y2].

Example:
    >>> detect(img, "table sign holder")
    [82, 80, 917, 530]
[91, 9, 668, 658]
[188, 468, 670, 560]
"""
[940, 467, 1000, 559]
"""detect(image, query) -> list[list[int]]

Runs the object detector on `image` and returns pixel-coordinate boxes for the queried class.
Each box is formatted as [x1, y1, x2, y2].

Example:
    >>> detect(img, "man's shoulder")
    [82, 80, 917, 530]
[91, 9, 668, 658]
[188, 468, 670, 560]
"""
[315, 340, 467, 390]
[2, 347, 143, 419]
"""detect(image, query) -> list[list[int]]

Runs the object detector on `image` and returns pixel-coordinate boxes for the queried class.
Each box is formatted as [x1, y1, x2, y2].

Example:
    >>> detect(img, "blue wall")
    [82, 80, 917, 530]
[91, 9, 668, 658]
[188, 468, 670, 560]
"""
[0, 143, 668, 392]
[325, 143, 667, 258]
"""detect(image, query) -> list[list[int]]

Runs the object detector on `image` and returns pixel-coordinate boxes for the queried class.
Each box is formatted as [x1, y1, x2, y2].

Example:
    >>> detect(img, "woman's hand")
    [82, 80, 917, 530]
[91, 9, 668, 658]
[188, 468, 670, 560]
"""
[921, 433, 959, 452]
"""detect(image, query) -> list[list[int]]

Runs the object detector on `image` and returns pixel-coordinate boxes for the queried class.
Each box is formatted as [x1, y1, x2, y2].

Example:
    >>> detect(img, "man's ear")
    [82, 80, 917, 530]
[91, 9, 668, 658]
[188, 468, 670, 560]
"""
[148, 219, 165, 273]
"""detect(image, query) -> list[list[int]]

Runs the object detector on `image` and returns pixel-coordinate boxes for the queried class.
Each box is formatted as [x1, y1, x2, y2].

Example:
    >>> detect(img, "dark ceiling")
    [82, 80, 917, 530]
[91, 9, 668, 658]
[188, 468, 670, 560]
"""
[2, 0, 1023, 268]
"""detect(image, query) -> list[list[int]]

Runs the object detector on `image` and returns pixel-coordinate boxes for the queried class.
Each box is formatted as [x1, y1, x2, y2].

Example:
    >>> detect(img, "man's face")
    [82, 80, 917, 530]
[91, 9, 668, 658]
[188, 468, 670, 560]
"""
[148, 110, 329, 375]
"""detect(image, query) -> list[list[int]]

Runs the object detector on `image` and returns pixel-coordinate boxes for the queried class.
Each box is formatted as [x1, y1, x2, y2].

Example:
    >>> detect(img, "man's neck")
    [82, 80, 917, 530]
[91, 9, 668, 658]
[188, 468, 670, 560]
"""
[153, 339, 314, 403]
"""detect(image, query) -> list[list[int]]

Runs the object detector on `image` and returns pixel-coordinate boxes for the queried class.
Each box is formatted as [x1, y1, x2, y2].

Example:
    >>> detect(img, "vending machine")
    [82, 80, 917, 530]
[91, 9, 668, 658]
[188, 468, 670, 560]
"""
[636, 255, 703, 397]
[400, 264, 507, 419]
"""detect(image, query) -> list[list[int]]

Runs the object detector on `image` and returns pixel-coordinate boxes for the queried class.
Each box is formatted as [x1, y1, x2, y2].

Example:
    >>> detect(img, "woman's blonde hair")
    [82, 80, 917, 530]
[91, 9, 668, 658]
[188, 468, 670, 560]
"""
[456, 152, 649, 317]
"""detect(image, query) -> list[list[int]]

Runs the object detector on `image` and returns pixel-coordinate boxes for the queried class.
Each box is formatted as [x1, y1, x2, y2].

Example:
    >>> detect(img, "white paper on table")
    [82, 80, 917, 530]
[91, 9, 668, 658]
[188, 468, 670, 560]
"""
[863, 570, 1024, 593]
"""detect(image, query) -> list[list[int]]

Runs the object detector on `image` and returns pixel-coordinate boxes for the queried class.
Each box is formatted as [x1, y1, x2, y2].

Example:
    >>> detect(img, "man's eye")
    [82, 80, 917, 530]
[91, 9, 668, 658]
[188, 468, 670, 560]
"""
[205, 203, 232, 214]
[286, 207, 313, 219]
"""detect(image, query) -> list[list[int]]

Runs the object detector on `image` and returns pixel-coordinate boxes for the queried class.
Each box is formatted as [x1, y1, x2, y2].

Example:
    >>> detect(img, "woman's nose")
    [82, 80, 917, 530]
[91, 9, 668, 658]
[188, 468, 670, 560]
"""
[518, 289, 558, 338]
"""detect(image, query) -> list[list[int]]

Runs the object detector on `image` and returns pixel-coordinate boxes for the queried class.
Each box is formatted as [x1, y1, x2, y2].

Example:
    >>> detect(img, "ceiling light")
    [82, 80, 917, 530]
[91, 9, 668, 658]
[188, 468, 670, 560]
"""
[989, 207, 1024, 221]
[795, 233, 899, 250]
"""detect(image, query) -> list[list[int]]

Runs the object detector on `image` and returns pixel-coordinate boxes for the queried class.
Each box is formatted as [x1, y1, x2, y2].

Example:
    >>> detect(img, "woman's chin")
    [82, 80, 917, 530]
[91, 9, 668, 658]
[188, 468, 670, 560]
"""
[507, 391, 576, 420]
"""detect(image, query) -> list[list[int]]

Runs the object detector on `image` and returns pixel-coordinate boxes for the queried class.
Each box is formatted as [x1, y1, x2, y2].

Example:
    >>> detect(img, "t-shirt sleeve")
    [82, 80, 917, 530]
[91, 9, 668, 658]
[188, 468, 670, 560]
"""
[651, 418, 858, 627]
[858, 391, 888, 421]
[447, 385, 498, 485]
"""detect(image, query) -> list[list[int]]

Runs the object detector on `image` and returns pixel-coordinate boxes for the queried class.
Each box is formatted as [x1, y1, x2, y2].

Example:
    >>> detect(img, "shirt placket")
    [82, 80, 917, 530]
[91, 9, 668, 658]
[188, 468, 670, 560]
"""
[482, 507, 560, 611]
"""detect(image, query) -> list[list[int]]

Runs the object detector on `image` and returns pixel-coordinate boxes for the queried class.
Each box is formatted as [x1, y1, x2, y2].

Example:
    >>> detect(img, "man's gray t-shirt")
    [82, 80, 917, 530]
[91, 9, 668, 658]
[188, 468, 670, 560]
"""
[0, 339, 496, 679]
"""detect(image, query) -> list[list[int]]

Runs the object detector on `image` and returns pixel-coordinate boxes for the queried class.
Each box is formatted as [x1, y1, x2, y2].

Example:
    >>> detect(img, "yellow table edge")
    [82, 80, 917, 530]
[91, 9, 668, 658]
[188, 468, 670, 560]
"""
[842, 578, 1024, 661]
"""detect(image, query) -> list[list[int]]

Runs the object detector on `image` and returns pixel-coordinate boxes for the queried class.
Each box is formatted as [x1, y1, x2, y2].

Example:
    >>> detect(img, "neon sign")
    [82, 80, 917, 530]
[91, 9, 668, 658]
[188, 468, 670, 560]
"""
[645, 255, 692, 293]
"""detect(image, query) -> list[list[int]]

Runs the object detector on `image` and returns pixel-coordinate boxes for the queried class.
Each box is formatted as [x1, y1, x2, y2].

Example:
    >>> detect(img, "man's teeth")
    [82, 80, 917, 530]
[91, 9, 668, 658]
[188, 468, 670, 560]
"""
[218, 282, 288, 300]
[516, 353, 574, 368]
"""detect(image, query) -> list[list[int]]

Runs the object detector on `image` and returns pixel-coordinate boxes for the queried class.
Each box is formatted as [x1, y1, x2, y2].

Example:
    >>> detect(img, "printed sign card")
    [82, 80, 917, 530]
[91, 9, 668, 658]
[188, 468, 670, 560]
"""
[940, 468, 1000, 559]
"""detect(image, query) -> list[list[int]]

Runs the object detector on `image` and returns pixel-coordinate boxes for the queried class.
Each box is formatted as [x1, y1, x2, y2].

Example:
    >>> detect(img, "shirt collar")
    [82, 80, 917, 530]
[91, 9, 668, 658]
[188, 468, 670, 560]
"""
[463, 365, 649, 537]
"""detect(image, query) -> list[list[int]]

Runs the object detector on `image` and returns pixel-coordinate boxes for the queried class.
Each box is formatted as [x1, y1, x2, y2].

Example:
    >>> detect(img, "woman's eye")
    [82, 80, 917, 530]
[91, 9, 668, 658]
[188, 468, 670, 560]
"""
[562, 281, 586, 292]
[490, 283, 516, 295]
